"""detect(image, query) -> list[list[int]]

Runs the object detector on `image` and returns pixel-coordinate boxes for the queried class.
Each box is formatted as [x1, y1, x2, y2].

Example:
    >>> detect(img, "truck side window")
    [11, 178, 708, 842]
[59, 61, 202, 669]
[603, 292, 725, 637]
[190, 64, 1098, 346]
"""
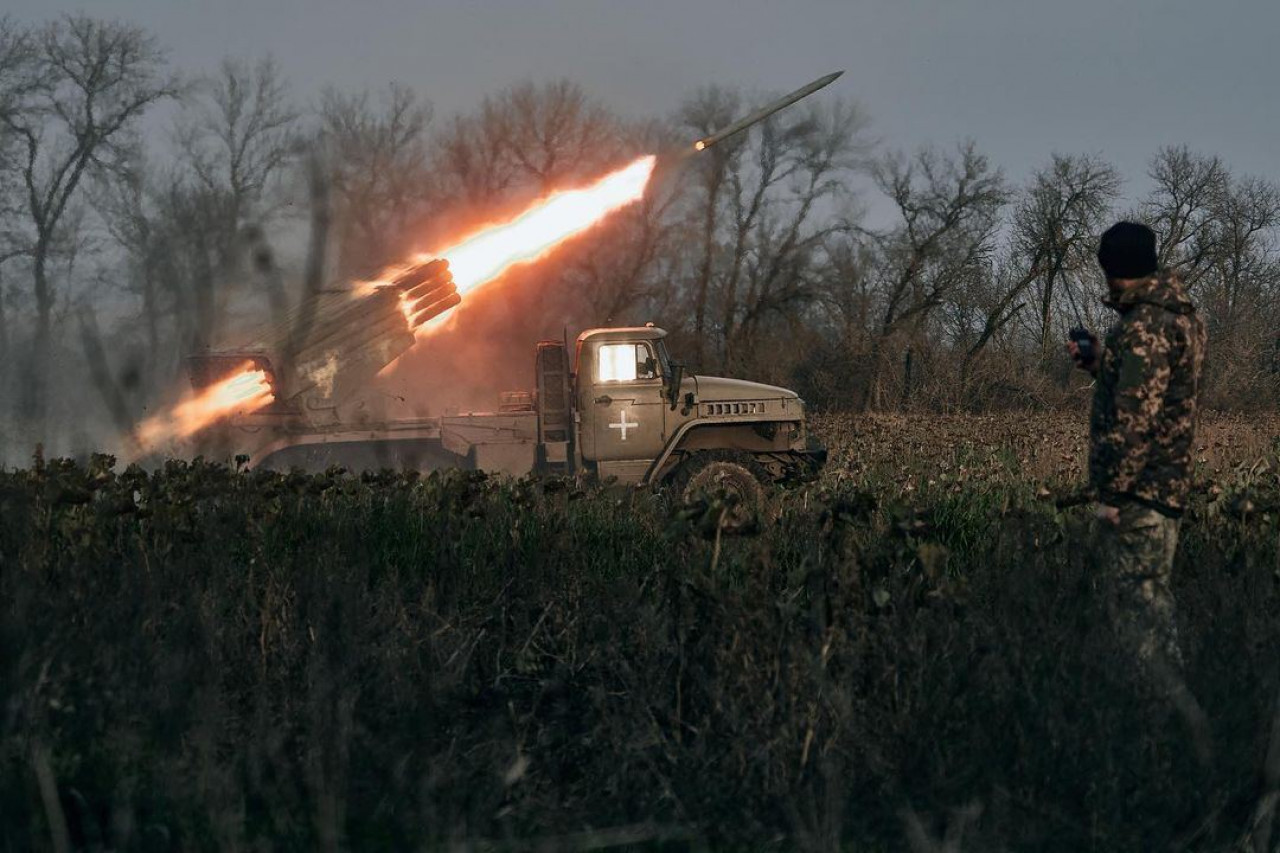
[598, 343, 657, 382]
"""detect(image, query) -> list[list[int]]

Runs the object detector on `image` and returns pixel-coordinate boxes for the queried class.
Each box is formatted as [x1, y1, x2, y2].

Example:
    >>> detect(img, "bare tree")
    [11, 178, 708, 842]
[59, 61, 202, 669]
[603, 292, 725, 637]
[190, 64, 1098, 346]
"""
[90, 54, 297, 376]
[964, 153, 1119, 369]
[724, 102, 868, 374]
[320, 82, 431, 277]
[1199, 174, 1280, 333]
[432, 79, 618, 210]
[0, 17, 37, 374]
[0, 16, 30, 187]
[679, 85, 740, 367]
[1197, 173, 1280, 405]
[176, 55, 297, 236]
[675, 88, 870, 372]
[89, 152, 162, 365]
[1141, 149, 1280, 405]
[167, 54, 297, 343]
[1143, 145, 1229, 285]
[0, 15, 177, 430]
[858, 141, 1007, 409]
[88, 161, 225, 371]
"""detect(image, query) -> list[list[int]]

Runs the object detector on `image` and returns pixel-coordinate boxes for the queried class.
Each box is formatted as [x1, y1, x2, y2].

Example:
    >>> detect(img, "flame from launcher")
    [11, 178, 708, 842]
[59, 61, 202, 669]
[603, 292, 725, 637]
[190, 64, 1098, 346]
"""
[438, 154, 656, 296]
[375, 154, 657, 334]
[136, 366, 274, 449]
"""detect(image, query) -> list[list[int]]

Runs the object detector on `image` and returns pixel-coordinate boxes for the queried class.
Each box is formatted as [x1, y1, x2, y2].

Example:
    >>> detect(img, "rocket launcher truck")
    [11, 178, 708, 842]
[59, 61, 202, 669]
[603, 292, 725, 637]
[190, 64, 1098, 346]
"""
[184, 72, 846, 521]
[188, 258, 825, 527]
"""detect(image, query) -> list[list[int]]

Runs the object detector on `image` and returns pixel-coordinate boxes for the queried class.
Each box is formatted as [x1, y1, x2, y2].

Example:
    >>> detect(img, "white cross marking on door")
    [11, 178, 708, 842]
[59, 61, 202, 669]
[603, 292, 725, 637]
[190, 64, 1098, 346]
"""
[608, 409, 637, 441]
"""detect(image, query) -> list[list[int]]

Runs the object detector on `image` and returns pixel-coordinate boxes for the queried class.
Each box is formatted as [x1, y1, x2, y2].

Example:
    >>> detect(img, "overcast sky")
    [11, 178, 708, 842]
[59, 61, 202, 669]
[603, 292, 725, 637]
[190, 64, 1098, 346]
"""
[8, 0, 1279, 203]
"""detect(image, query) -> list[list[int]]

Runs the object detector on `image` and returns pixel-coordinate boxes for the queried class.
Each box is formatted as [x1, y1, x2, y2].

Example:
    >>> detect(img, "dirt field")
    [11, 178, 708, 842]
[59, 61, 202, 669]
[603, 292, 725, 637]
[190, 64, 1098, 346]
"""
[816, 410, 1280, 487]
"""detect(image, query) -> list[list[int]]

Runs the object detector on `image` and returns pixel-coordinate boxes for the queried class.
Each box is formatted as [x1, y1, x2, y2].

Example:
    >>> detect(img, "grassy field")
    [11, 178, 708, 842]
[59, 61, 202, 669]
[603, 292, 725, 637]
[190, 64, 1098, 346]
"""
[3, 412, 1280, 851]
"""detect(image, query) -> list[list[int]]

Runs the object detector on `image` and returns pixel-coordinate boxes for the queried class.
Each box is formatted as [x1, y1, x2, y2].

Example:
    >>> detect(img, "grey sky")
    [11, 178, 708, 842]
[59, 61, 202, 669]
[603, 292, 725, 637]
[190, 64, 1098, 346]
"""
[8, 0, 1280, 203]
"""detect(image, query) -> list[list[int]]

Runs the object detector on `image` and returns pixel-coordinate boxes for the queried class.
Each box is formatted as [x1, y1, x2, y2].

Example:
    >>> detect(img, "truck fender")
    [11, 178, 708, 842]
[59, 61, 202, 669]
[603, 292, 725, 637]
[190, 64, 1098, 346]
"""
[642, 414, 797, 486]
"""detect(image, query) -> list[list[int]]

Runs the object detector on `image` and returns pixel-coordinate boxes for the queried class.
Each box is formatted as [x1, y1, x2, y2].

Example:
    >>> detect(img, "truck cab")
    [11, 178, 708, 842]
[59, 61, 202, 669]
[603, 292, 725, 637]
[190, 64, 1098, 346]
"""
[573, 327, 674, 481]
[539, 326, 824, 489]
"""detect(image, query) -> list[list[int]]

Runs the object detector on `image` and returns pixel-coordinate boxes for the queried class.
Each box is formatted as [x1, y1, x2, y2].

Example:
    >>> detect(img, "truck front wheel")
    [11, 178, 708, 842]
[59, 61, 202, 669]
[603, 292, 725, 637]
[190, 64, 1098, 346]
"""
[673, 451, 768, 534]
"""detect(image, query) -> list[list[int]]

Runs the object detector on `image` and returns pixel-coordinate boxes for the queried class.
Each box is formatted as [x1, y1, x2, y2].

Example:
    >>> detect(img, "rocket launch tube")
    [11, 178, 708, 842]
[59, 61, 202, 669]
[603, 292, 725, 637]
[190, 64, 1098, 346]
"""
[408, 293, 462, 330]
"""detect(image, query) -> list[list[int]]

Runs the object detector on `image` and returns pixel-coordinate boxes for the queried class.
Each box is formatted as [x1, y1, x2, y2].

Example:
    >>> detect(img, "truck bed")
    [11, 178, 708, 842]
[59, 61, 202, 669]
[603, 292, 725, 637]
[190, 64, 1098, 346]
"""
[242, 410, 540, 477]
[439, 412, 539, 476]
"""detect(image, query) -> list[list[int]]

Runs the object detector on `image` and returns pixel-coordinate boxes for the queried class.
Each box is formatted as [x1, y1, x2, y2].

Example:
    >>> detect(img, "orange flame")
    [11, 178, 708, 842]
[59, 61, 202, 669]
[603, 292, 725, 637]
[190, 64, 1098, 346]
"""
[357, 155, 656, 331]
[360, 155, 656, 330]
[136, 367, 274, 450]
[436, 154, 656, 296]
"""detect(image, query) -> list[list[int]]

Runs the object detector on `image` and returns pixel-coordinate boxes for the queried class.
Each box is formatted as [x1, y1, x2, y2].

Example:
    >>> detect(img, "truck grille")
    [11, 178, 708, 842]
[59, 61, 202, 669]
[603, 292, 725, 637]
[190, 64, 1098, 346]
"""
[704, 401, 766, 416]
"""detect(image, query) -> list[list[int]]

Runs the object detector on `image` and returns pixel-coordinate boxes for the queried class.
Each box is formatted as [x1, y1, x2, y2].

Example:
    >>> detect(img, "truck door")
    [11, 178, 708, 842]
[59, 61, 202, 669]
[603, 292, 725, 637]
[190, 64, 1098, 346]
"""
[588, 341, 666, 463]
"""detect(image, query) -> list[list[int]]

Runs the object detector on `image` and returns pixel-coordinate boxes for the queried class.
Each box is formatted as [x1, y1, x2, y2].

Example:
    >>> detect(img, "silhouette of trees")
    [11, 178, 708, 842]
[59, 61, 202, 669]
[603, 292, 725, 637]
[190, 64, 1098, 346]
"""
[674, 88, 870, 374]
[91, 52, 298, 388]
[0, 15, 178, 431]
[320, 82, 432, 278]
[856, 142, 1007, 408]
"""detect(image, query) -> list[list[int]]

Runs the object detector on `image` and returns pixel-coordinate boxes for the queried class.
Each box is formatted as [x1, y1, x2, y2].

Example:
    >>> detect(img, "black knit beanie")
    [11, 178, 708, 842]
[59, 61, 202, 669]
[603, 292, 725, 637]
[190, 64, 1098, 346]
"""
[1097, 222, 1158, 279]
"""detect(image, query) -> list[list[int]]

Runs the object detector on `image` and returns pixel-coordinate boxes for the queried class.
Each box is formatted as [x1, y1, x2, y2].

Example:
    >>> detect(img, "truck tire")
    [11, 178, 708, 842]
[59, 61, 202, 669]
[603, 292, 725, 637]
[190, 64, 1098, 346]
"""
[674, 450, 768, 534]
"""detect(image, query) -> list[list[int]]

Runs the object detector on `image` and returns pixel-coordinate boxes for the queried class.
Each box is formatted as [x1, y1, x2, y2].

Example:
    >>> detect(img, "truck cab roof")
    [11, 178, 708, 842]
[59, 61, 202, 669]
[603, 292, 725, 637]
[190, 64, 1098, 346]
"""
[576, 326, 668, 344]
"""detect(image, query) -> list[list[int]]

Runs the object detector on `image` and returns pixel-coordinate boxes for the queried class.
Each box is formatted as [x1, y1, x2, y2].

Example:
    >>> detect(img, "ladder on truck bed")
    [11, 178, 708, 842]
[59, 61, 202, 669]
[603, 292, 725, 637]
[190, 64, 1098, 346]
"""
[535, 341, 574, 474]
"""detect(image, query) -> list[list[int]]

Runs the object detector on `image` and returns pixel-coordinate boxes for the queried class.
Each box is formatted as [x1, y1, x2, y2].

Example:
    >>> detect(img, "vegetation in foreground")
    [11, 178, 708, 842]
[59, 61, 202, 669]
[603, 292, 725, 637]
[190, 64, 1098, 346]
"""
[3, 413, 1280, 851]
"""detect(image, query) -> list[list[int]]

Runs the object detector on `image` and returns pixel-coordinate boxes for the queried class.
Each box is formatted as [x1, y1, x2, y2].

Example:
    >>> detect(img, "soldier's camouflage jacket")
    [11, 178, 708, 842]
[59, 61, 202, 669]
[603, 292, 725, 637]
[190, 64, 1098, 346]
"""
[1089, 271, 1206, 516]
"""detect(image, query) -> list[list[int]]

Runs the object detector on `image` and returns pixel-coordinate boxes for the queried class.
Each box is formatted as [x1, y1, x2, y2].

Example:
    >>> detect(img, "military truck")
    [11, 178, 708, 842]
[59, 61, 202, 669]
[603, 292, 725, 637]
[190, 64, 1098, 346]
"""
[189, 261, 825, 518]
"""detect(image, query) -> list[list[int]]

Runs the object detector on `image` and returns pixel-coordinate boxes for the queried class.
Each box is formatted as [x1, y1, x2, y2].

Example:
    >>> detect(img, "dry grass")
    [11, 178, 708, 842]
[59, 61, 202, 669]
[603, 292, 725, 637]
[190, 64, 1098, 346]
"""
[1, 411, 1278, 850]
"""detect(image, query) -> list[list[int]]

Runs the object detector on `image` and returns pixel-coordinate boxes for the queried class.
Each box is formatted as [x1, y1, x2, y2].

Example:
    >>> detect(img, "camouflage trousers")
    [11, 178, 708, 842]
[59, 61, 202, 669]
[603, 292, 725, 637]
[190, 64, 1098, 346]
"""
[1092, 500, 1184, 672]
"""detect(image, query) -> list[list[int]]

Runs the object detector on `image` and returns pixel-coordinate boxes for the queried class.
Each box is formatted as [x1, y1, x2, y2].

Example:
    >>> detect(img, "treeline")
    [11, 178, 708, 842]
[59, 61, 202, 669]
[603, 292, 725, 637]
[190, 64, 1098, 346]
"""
[2, 15, 1279, 457]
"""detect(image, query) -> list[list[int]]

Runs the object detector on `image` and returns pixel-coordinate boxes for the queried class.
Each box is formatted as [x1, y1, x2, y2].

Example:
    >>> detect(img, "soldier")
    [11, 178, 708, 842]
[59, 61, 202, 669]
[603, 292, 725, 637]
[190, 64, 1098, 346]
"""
[1068, 221, 1206, 673]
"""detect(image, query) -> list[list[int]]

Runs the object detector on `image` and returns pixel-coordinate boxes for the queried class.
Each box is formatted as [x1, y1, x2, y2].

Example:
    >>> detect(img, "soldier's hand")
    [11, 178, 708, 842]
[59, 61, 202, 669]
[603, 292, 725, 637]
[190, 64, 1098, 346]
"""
[1095, 504, 1120, 525]
[1066, 332, 1100, 374]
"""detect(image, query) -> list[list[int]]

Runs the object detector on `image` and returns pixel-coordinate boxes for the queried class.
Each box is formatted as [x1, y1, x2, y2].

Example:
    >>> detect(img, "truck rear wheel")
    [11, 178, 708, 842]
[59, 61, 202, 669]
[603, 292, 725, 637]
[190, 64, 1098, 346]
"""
[674, 451, 767, 534]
